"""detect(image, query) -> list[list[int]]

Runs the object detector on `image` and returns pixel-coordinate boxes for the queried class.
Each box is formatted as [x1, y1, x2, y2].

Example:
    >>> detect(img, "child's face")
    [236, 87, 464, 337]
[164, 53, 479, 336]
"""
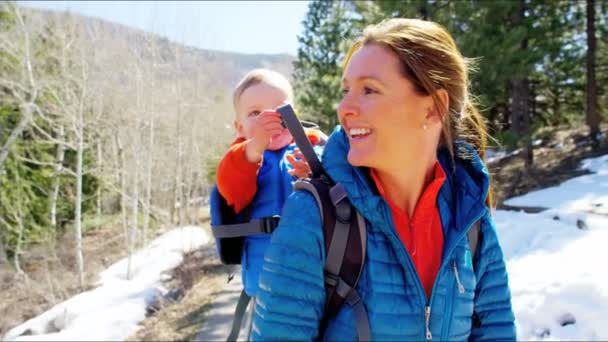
[234, 82, 293, 150]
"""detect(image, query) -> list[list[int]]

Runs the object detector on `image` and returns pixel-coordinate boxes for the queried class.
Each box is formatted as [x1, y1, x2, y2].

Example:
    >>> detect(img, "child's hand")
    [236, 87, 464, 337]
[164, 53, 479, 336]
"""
[245, 110, 284, 163]
[286, 148, 312, 179]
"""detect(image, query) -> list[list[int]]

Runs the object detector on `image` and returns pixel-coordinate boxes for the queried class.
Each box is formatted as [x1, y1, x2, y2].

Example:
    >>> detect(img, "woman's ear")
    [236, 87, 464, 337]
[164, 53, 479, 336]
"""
[426, 88, 449, 125]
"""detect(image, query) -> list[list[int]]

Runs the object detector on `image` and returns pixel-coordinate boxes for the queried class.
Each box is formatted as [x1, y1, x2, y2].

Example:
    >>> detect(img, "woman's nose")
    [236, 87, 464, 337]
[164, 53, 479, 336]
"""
[337, 95, 357, 118]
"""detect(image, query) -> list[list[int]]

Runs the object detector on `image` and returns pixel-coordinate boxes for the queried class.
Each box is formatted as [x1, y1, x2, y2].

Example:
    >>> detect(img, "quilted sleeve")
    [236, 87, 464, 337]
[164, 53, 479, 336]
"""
[469, 215, 517, 341]
[250, 190, 326, 341]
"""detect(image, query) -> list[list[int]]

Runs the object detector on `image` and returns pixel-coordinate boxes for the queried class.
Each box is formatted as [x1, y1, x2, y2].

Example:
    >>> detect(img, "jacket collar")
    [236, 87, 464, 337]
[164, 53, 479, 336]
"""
[322, 126, 489, 247]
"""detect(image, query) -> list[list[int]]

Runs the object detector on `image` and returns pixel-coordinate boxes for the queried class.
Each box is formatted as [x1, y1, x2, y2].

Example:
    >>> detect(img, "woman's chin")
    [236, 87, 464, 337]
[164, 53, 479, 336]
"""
[347, 150, 372, 168]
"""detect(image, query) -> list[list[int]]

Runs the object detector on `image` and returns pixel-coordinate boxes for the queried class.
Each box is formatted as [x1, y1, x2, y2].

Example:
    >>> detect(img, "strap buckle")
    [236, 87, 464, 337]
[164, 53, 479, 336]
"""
[324, 271, 339, 287]
[261, 216, 280, 234]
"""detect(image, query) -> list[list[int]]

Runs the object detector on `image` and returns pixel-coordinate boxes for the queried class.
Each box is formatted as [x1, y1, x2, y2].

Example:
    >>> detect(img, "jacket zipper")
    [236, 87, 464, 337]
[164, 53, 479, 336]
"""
[427, 209, 487, 341]
[425, 305, 432, 340]
[379, 203, 430, 340]
[452, 260, 465, 294]
[381, 202, 485, 341]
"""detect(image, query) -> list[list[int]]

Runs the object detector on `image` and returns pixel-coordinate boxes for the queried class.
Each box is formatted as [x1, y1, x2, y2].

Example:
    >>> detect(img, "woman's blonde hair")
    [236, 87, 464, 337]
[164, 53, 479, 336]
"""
[343, 18, 493, 206]
[232, 69, 294, 115]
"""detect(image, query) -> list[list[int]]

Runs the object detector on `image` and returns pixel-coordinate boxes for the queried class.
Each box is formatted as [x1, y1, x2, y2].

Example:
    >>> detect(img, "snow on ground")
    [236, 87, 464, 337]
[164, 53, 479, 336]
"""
[504, 154, 608, 212]
[493, 153, 608, 341]
[3, 226, 210, 341]
[486, 148, 510, 164]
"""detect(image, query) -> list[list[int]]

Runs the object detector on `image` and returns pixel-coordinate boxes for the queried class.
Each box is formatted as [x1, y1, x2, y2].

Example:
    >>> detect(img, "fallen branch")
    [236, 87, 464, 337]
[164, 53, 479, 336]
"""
[496, 204, 549, 213]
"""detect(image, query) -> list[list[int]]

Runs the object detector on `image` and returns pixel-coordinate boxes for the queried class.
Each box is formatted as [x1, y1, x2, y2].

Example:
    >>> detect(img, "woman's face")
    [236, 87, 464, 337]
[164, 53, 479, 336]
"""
[337, 43, 439, 170]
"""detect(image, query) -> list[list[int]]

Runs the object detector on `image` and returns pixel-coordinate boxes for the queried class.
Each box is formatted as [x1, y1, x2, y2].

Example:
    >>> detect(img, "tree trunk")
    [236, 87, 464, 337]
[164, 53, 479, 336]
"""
[14, 200, 25, 274]
[586, 0, 600, 149]
[114, 132, 129, 253]
[420, 0, 429, 20]
[0, 104, 32, 169]
[13, 169, 25, 274]
[96, 141, 103, 217]
[1, 6, 38, 169]
[0, 235, 8, 269]
[551, 86, 561, 124]
[510, 0, 533, 172]
[510, 79, 528, 137]
[50, 125, 65, 228]
[126, 153, 139, 281]
[173, 91, 183, 226]
[74, 111, 85, 289]
[142, 118, 154, 247]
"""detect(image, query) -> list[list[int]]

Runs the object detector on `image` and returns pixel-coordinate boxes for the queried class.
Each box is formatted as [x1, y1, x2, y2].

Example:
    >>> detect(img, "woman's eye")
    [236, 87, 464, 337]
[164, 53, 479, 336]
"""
[363, 86, 377, 95]
[341, 88, 349, 96]
[248, 110, 261, 117]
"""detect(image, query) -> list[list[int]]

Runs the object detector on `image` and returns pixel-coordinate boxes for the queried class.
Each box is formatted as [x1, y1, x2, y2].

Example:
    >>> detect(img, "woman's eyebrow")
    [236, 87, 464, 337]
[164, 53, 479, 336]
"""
[343, 75, 384, 84]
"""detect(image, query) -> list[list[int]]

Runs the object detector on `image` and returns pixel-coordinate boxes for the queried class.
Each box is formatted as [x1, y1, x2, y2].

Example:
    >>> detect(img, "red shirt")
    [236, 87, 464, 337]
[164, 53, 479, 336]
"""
[216, 130, 324, 214]
[370, 162, 446, 300]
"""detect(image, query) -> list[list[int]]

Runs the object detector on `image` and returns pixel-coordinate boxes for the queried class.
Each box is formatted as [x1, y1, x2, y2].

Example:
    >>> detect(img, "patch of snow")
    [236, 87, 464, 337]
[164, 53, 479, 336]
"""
[3, 226, 209, 341]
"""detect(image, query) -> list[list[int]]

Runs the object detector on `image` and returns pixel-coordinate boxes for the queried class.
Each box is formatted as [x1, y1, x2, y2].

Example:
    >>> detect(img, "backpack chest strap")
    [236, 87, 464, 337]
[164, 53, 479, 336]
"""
[211, 216, 280, 238]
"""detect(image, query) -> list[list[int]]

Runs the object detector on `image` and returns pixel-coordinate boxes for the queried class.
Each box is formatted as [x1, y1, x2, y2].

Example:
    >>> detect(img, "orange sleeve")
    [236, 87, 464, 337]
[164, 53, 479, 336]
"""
[216, 137, 261, 214]
[304, 128, 327, 146]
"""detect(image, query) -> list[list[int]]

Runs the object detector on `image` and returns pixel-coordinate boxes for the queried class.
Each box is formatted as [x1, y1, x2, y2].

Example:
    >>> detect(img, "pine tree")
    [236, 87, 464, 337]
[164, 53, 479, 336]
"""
[293, 0, 355, 133]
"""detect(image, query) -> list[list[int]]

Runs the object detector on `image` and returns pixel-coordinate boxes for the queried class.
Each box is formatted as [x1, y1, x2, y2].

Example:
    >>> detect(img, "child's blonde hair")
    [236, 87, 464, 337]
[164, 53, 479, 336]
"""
[232, 69, 294, 115]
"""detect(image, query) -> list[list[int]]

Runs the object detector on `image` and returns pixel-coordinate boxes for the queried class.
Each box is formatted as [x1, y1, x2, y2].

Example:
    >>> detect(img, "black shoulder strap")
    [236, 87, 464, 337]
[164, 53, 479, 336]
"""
[294, 179, 369, 341]
[277, 104, 325, 178]
[280, 103, 369, 340]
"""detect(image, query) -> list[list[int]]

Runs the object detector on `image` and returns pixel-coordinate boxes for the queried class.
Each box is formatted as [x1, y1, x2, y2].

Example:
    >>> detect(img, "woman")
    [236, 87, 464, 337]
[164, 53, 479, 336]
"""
[251, 18, 516, 341]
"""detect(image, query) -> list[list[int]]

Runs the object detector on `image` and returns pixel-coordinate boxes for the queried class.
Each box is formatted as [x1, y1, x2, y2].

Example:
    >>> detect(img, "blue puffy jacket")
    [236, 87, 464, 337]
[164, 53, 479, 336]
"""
[241, 146, 298, 296]
[252, 126, 516, 341]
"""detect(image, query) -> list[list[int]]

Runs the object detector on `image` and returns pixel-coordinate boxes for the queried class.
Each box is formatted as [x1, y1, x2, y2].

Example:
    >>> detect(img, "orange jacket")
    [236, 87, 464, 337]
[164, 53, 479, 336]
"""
[370, 161, 446, 300]
[216, 130, 324, 214]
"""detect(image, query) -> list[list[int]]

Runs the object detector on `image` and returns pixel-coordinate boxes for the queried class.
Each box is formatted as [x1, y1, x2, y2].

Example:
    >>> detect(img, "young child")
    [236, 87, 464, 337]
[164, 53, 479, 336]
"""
[215, 68, 325, 300]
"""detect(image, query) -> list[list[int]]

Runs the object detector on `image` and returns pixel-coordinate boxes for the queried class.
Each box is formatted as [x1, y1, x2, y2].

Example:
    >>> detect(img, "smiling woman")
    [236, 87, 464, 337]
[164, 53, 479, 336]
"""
[251, 18, 516, 341]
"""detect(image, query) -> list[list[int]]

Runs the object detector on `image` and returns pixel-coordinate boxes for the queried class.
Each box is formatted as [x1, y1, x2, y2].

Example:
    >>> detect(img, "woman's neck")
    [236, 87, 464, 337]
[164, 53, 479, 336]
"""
[374, 157, 437, 218]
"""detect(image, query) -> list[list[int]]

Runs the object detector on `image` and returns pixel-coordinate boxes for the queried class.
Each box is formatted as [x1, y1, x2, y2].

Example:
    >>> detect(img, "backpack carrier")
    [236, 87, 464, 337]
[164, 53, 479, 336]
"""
[210, 104, 482, 341]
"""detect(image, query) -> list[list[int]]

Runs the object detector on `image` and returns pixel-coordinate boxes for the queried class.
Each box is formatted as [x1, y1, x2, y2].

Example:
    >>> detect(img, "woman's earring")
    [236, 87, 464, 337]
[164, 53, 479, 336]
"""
[423, 123, 428, 130]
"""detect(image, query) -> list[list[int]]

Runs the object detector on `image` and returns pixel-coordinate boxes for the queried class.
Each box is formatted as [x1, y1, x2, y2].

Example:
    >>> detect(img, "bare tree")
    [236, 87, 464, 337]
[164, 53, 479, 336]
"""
[11, 165, 26, 274]
[0, 4, 39, 169]
[30, 12, 98, 289]
[50, 125, 65, 228]
[113, 131, 129, 246]
[142, 117, 154, 246]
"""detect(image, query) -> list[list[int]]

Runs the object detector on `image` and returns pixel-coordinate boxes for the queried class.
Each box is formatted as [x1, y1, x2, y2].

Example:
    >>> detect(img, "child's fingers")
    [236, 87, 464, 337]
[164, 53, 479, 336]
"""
[286, 154, 301, 168]
[293, 160, 311, 174]
[291, 149, 306, 161]
[258, 122, 283, 138]
[258, 110, 282, 122]
[286, 154, 311, 176]
[289, 167, 310, 178]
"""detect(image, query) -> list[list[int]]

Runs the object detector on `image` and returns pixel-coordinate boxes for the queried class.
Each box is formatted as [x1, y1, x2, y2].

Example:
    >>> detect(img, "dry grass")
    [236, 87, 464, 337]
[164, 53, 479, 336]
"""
[490, 124, 608, 207]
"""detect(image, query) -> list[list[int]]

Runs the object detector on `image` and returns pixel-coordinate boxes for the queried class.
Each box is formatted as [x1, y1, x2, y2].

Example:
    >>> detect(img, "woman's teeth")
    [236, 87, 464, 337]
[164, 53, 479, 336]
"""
[350, 128, 371, 138]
